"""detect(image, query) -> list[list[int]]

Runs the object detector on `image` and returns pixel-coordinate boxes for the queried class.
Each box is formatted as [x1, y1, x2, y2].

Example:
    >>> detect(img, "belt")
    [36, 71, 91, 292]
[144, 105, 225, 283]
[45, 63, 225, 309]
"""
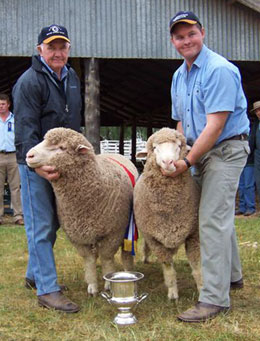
[0, 151, 16, 154]
[222, 134, 248, 143]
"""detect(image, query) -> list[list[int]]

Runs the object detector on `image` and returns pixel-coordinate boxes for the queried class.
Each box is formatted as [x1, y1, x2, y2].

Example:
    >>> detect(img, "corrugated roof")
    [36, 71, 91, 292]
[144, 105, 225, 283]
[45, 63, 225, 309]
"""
[237, 0, 260, 13]
[0, 0, 259, 61]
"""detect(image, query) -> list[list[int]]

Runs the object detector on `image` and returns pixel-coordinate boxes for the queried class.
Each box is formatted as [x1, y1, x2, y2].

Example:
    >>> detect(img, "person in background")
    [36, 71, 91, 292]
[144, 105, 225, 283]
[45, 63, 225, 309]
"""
[249, 101, 260, 209]
[0, 93, 24, 226]
[168, 11, 249, 322]
[235, 115, 256, 216]
[12, 24, 82, 313]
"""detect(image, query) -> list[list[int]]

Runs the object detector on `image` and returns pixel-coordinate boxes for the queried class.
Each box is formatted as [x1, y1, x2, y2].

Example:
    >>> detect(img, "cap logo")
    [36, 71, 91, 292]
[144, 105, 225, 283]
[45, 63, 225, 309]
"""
[50, 25, 60, 33]
[173, 13, 189, 22]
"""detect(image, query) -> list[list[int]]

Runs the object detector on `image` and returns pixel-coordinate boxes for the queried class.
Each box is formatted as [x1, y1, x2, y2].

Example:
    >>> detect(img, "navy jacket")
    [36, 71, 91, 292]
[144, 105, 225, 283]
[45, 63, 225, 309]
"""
[12, 55, 82, 164]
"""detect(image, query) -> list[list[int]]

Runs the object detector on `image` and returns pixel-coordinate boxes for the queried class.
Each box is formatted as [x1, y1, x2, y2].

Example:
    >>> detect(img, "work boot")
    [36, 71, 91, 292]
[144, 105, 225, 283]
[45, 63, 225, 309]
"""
[230, 278, 244, 290]
[177, 302, 229, 323]
[38, 291, 80, 313]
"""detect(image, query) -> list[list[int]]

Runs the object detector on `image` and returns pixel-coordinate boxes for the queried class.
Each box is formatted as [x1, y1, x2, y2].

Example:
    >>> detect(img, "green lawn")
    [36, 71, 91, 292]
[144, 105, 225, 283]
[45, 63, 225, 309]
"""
[0, 216, 259, 341]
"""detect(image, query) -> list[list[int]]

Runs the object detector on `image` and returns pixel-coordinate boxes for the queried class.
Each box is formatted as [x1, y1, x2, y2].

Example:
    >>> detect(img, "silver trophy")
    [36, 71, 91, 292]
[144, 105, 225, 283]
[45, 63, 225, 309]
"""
[101, 271, 148, 325]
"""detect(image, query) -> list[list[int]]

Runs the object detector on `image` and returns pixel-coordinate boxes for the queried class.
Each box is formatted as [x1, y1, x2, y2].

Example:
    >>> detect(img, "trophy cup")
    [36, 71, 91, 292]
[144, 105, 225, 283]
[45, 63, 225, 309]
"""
[101, 271, 148, 325]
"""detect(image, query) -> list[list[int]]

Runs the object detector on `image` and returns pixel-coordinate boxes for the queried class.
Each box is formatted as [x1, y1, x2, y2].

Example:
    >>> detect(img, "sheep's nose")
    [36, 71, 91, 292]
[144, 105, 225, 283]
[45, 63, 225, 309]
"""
[26, 151, 35, 159]
[162, 159, 173, 167]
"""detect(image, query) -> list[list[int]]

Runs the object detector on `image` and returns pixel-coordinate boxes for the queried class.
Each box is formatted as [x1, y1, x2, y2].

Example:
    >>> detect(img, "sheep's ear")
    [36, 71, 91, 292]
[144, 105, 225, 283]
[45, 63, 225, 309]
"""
[76, 144, 91, 154]
[136, 148, 147, 159]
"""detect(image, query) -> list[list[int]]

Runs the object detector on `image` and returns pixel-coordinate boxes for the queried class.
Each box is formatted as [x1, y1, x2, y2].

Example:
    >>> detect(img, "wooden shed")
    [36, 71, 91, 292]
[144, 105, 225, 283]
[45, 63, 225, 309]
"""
[0, 0, 259, 158]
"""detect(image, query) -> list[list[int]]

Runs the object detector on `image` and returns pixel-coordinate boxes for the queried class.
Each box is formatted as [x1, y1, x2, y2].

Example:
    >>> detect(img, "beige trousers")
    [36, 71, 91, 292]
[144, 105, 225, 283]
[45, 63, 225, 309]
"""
[0, 153, 23, 222]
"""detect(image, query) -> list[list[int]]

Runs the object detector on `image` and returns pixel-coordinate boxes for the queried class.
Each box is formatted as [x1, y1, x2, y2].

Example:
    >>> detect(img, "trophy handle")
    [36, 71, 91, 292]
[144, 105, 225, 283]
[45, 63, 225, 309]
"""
[101, 291, 112, 304]
[136, 292, 148, 305]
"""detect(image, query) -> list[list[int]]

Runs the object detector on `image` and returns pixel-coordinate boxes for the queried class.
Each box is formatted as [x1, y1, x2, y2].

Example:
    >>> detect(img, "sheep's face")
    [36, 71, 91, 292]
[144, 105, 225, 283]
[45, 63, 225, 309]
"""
[26, 128, 93, 169]
[153, 140, 182, 175]
[138, 128, 189, 175]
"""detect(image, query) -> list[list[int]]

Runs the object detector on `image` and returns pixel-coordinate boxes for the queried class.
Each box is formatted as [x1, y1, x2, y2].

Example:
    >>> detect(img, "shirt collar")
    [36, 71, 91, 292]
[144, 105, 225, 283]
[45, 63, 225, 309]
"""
[180, 44, 208, 73]
[40, 56, 68, 81]
[0, 112, 13, 122]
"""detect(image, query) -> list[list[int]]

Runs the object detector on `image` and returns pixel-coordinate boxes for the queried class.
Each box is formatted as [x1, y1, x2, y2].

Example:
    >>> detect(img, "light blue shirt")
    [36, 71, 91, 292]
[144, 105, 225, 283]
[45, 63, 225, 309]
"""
[171, 45, 249, 145]
[0, 112, 16, 152]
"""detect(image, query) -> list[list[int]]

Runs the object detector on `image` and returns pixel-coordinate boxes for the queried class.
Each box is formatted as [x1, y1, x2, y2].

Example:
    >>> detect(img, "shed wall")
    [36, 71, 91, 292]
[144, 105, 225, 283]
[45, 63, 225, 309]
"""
[0, 0, 259, 60]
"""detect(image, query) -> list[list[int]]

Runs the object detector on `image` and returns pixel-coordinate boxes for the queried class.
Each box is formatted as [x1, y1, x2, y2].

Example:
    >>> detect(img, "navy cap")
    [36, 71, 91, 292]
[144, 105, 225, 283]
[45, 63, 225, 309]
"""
[38, 24, 70, 45]
[169, 11, 201, 34]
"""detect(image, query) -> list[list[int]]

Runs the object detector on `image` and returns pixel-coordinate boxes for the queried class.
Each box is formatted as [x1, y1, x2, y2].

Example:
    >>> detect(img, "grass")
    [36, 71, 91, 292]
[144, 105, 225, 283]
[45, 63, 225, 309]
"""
[0, 215, 260, 341]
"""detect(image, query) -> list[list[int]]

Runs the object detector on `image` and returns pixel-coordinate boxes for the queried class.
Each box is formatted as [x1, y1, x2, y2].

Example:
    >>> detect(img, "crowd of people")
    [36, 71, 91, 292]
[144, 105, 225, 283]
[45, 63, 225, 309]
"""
[1, 10, 259, 322]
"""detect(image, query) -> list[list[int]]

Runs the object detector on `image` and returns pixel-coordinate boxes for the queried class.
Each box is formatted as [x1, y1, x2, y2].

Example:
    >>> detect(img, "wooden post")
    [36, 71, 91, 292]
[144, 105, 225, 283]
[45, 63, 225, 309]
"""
[119, 124, 124, 155]
[84, 58, 100, 153]
[147, 117, 153, 138]
[131, 118, 137, 164]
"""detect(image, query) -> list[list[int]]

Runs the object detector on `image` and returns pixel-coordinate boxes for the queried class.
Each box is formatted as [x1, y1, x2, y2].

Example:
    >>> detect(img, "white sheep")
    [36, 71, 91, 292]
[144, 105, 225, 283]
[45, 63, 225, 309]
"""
[133, 128, 202, 300]
[26, 127, 138, 296]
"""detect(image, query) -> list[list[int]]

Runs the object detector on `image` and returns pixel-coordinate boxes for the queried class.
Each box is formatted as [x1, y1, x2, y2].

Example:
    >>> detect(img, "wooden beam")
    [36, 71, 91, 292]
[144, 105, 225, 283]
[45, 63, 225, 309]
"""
[84, 57, 100, 153]
[131, 117, 137, 164]
[119, 124, 124, 155]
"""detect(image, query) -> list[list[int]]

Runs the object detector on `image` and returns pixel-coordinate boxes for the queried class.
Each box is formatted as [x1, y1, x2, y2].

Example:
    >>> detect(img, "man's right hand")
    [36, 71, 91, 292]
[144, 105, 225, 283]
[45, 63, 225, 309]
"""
[35, 166, 60, 181]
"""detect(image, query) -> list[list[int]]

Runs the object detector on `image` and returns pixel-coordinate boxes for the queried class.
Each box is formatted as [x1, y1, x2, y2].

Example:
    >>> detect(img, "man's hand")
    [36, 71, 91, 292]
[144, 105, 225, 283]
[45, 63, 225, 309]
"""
[161, 160, 188, 178]
[35, 165, 60, 181]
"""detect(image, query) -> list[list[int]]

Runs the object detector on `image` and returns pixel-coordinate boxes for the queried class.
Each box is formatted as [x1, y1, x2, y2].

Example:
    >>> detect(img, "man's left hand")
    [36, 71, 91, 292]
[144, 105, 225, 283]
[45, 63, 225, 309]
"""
[161, 160, 188, 178]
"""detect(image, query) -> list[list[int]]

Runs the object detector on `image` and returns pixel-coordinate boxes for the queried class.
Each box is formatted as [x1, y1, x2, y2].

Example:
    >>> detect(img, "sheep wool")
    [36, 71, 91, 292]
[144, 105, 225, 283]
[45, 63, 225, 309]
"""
[134, 128, 202, 300]
[26, 127, 138, 296]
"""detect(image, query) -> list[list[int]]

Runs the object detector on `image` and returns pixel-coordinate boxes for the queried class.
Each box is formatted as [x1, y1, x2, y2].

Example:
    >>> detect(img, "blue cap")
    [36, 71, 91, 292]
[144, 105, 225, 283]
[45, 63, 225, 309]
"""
[169, 11, 201, 34]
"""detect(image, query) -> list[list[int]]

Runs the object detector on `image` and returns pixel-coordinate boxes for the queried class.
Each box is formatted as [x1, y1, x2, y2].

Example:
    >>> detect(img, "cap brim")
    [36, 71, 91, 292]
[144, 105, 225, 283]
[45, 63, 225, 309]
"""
[43, 35, 70, 44]
[170, 19, 198, 32]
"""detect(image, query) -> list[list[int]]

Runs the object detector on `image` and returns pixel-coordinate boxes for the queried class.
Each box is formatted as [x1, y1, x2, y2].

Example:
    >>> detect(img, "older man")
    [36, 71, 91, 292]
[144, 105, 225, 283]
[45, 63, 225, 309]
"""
[12, 25, 82, 312]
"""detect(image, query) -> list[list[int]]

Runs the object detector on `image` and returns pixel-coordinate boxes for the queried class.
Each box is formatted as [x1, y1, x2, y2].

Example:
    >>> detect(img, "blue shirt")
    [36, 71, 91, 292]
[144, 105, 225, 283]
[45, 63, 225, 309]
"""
[171, 45, 249, 145]
[0, 112, 16, 152]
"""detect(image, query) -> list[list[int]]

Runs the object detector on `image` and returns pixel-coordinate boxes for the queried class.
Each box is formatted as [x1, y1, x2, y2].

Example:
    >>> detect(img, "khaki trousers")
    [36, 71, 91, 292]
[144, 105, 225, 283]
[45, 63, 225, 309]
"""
[192, 140, 249, 307]
[0, 153, 23, 222]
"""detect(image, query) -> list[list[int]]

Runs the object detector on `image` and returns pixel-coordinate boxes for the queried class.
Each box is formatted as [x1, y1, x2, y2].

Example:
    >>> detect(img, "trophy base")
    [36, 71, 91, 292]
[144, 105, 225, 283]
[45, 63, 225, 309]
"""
[114, 312, 138, 325]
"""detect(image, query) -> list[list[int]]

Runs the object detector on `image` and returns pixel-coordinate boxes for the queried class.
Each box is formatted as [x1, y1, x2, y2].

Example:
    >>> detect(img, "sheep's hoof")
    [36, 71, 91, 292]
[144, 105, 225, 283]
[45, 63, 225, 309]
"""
[142, 257, 150, 264]
[87, 283, 98, 296]
[167, 288, 179, 301]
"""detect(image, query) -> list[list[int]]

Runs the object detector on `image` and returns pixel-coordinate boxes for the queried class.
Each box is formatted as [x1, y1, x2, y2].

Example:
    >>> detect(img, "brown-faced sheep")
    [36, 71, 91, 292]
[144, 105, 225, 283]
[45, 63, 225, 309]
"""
[133, 128, 202, 300]
[26, 127, 138, 296]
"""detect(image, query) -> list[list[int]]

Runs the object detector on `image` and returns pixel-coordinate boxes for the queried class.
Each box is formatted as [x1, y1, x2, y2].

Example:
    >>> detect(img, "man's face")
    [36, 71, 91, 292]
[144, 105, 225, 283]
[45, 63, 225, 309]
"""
[37, 39, 70, 74]
[255, 108, 260, 120]
[171, 23, 205, 67]
[0, 100, 10, 116]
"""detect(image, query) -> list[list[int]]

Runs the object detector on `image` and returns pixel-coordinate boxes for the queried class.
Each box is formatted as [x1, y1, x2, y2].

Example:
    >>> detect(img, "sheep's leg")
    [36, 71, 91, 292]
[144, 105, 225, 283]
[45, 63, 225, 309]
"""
[162, 262, 178, 300]
[99, 244, 116, 291]
[121, 248, 134, 271]
[76, 245, 99, 296]
[185, 235, 203, 292]
[142, 240, 152, 264]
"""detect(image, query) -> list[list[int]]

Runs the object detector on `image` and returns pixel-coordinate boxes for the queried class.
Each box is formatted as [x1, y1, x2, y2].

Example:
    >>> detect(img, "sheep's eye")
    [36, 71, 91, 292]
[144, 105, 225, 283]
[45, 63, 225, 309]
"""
[59, 145, 66, 151]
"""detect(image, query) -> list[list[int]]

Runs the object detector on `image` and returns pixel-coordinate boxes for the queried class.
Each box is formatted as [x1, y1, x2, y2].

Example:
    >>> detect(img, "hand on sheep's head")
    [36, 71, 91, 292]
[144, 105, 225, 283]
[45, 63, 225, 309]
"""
[161, 159, 189, 178]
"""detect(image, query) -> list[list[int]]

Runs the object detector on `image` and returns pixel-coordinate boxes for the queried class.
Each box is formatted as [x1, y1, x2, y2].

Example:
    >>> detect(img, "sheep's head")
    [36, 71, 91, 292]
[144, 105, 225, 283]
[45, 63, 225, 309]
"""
[137, 128, 189, 175]
[26, 128, 95, 172]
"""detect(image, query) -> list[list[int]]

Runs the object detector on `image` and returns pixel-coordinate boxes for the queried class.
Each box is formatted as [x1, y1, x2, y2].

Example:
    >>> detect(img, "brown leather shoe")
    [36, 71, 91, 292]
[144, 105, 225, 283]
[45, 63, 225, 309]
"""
[230, 278, 244, 290]
[38, 291, 80, 313]
[25, 278, 68, 292]
[177, 302, 229, 323]
[15, 219, 24, 225]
